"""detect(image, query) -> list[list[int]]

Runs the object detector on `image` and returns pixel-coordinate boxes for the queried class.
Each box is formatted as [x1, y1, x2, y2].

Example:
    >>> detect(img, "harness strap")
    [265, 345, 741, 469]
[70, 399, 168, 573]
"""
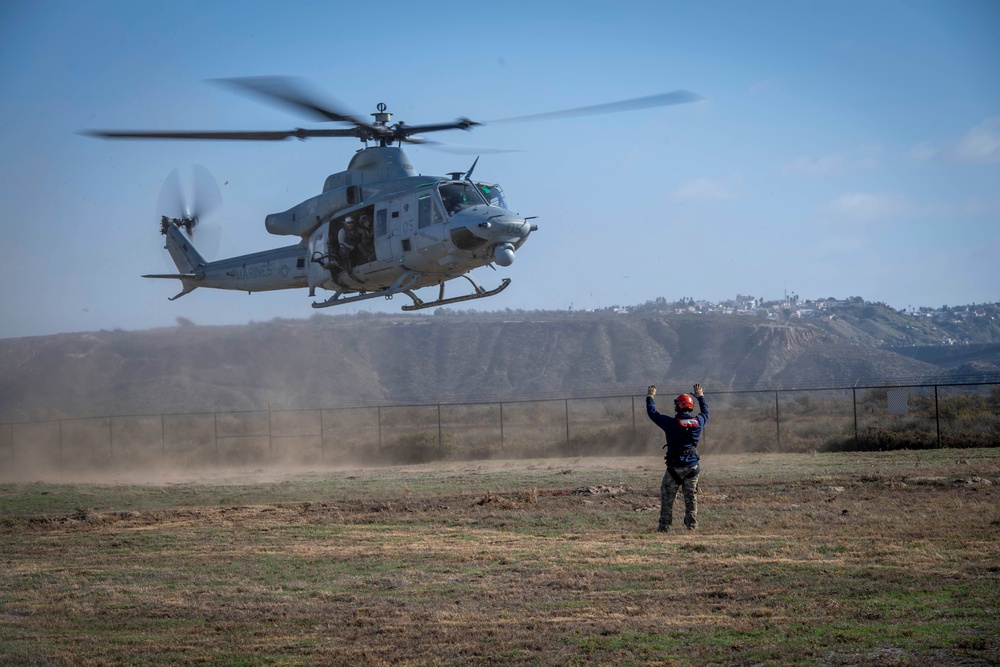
[667, 466, 698, 484]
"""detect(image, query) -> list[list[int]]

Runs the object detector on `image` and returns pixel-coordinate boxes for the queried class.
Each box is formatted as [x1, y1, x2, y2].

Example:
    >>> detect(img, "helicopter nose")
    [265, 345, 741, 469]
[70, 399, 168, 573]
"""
[449, 207, 536, 263]
[474, 215, 533, 241]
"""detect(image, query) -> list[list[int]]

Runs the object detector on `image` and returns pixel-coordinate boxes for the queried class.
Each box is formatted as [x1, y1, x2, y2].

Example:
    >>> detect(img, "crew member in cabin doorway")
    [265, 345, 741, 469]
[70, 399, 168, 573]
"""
[337, 216, 363, 282]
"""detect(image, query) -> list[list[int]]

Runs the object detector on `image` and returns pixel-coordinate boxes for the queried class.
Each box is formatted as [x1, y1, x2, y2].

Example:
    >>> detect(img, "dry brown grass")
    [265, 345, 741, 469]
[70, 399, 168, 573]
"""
[2, 450, 998, 665]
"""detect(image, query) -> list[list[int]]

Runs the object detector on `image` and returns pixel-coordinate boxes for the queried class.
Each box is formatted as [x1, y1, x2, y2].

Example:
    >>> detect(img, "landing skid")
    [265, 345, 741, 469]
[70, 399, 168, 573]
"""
[311, 271, 510, 311]
[402, 275, 510, 311]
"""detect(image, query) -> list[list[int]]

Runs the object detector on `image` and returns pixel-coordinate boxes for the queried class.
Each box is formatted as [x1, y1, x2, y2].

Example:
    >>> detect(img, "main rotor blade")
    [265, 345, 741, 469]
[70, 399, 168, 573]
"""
[486, 90, 704, 124]
[412, 141, 516, 155]
[211, 76, 375, 128]
[393, 118, 481, 140]
[82, 128, 363, 141]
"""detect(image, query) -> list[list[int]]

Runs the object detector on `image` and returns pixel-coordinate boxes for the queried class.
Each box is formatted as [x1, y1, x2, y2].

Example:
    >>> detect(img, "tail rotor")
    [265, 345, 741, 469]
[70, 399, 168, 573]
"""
[156, 164, 223, 257]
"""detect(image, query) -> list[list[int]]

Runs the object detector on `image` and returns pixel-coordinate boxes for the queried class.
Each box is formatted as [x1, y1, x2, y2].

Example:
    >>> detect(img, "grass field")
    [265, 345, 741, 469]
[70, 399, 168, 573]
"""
[2, 449, 998, 665]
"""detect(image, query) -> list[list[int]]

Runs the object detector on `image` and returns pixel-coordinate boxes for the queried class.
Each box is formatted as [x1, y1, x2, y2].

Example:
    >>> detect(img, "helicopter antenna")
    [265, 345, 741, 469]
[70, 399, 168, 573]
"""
[464, 156, 480, 181]
[446, 157, 480, 182]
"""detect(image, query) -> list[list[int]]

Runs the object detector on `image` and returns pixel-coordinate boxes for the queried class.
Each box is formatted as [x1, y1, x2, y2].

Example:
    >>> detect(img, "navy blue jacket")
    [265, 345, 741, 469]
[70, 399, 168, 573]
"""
[646, 395, 709, 468]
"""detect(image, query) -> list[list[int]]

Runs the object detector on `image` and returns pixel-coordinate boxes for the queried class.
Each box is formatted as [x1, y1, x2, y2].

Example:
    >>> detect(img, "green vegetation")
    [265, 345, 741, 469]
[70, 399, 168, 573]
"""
[2, 449, 998, 665]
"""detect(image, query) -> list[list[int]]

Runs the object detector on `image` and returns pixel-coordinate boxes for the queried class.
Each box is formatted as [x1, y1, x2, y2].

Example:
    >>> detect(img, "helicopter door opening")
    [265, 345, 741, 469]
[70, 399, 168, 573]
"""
[330, 206, 376, 269]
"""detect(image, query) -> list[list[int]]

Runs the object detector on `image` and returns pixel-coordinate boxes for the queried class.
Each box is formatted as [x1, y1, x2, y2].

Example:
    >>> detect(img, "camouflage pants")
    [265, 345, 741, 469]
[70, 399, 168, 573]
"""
[660, 466, 699, 529]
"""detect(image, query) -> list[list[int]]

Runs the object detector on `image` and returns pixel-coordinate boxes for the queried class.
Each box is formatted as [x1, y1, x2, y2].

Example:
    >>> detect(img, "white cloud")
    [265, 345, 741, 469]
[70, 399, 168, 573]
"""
[784, 154, 847, 177]
[948, 115, 1000, 164]
[908, 141, 937, 162]
[783, 146, 880, 177]
[666, 175, 742, 202]
[819, 191, 1000, 225]
[820, 192, 915, 223]
[910, 115, 1000, 164]
[956, 196, 1000, 217]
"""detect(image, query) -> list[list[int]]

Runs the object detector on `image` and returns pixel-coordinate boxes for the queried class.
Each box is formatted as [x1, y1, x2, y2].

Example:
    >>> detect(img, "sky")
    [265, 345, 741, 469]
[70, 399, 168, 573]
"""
[1, 0, 998, 339]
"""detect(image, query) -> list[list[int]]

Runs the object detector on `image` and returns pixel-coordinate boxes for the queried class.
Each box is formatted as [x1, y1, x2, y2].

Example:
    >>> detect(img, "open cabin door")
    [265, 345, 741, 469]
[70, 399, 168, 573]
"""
[307, 222, 333, 292]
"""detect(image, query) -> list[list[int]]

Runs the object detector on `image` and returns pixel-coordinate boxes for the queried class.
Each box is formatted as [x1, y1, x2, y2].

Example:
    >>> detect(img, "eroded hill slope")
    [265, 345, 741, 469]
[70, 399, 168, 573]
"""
[0, 313, 946, 421]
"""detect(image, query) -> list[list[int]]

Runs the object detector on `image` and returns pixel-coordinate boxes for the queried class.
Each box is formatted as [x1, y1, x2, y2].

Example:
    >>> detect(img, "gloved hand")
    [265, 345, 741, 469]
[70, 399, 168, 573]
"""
[692, 383, 704, 398]
[646, 385, 656, 398]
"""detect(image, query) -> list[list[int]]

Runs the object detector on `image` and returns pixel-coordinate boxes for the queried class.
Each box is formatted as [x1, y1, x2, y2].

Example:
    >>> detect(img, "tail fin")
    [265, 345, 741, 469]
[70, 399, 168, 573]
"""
[164, 223, 206, 273]
[142, 222, 205, 300]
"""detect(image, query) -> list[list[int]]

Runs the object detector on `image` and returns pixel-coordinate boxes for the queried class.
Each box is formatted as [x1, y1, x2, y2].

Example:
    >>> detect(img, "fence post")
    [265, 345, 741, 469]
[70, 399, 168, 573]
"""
[631, 395, 636, 436]
[59, 420, 64, 469]
[320, 410, 326, 461]
[853, 385, 858, 441]
[377, 405, 383, 449]
[774, 391, 781, 448]
[438, 403, 443, 458]
[108, 416, 114, 463]
[934, 385, 941, 448]
[499, 402, 505, 451]
[565, 399, 570, 444]
[268, 403, 273, 458]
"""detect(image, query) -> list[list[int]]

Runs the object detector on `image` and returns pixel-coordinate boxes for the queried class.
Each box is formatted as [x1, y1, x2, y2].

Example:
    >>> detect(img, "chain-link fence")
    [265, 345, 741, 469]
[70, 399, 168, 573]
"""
[2, 382, 997, 474]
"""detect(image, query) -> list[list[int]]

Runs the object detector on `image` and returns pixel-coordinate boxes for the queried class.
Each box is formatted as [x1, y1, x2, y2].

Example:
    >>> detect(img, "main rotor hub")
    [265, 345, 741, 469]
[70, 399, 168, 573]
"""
[372, 102, 391, 126]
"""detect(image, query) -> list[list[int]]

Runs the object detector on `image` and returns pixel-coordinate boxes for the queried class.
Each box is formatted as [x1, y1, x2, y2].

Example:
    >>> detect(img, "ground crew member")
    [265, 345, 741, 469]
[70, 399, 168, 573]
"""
[646, 383, 708, 532]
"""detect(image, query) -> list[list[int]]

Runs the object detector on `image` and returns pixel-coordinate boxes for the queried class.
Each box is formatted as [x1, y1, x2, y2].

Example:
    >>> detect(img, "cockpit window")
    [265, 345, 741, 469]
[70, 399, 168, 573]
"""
[476, 182, 508, 210]
[439, 182, 487, 216]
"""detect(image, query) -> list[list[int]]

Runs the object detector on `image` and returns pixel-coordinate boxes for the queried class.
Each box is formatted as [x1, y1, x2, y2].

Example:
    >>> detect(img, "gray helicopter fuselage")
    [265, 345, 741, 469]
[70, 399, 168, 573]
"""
[262, 146, 530, 295]
[154, 146, 535, 308]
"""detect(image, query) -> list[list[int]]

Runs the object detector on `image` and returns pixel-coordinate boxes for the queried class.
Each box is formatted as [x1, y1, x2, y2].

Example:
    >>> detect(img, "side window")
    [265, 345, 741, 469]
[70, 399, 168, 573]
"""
[418, 194, 432, 229]
[439, 182, 485, 216]
[376, 208, 388, 237]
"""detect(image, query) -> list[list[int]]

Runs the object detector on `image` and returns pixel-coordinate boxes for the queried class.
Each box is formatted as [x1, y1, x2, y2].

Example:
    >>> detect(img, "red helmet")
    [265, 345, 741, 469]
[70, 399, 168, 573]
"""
[674, 394, 694, 411]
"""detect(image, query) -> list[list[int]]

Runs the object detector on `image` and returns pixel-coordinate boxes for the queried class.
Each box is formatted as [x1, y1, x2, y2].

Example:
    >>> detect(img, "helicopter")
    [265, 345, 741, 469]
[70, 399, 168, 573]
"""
[85, 77, 703, 311]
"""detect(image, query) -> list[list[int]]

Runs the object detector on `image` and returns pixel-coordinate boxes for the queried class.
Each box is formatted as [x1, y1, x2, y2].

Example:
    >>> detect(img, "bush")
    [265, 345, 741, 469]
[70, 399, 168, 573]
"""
[827, 425, 936, 452]
[825, 422, 999, 452]
[356, 431, 457, 465]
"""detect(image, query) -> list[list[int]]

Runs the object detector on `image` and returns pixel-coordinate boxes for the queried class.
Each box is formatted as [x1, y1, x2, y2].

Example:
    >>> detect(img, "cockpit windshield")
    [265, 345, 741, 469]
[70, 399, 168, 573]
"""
[439, 182, 488, 216]
[475, 182, 508, 210]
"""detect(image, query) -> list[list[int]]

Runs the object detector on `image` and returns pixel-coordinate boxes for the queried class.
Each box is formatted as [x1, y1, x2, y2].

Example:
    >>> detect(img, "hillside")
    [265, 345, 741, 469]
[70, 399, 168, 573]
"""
[3, 310, 984, 422]
[811, 301, 1000, 347]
